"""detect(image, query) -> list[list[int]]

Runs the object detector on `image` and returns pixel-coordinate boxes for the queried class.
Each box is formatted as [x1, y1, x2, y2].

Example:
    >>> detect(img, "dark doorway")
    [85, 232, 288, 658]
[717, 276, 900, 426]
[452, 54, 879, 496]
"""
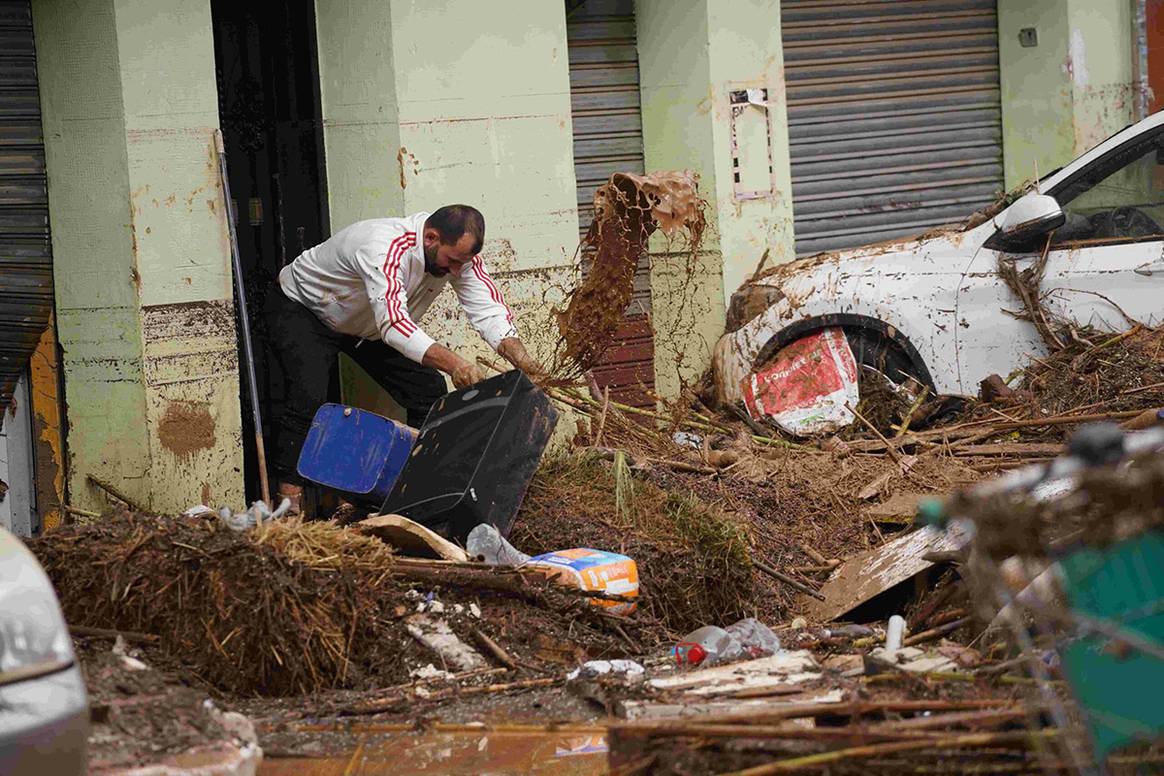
[210, 0, 328, 503]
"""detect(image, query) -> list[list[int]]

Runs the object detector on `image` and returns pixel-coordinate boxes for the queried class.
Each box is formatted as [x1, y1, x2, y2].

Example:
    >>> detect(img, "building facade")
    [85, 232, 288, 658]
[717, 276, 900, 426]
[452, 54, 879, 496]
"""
[0, 0, 1151, 531]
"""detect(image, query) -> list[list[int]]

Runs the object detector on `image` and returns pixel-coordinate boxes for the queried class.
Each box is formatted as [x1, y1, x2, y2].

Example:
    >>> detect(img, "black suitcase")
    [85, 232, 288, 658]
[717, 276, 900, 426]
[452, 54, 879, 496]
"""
[380, 370, 559, 542]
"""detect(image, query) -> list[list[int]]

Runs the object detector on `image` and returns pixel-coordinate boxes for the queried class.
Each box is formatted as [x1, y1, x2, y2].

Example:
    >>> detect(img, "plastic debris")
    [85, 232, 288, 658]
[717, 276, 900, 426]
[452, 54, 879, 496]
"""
[526, 548, 639, 615]
[885, 614, 907, 651]
[182, 498, 292, 531]
[673, 618, 782, 667]
[467, 523, 531, 566]
[567, 659, 646, 683]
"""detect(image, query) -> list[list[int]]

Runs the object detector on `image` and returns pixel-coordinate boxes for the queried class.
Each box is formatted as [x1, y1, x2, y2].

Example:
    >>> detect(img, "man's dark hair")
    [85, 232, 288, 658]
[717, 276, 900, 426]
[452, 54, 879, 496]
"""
[426, 205, 485, 254]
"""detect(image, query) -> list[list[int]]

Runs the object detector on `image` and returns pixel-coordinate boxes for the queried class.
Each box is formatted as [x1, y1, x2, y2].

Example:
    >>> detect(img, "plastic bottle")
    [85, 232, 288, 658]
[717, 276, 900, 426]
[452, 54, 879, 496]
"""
[672, 625, 743, 667]
[724, 617, 782, 658]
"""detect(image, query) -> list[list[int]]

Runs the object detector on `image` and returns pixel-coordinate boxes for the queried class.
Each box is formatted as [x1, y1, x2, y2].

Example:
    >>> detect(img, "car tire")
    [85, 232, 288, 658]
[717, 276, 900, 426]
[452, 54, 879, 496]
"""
[842, 327, 924, 388]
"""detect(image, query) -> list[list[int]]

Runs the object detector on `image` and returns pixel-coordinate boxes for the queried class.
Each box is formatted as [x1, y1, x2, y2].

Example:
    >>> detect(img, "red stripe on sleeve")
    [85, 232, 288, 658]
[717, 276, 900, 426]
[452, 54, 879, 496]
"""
[382, 232, 418, 335]
[471, 255, 513, 322]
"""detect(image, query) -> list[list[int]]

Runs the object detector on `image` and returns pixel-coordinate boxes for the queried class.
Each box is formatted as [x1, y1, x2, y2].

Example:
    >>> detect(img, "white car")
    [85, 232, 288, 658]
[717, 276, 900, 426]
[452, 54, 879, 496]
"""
[0, 527, 88, 774]
[714, 110, 1164, 406]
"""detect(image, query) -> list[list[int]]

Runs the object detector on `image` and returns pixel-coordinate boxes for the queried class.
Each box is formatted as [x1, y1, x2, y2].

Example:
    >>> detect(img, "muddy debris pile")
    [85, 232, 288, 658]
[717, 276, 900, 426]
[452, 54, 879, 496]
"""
[30, 511, 653, 698]
[76, 635, 260, 774]
[511, 454, 755, 635]
[32, 513, 407, 696]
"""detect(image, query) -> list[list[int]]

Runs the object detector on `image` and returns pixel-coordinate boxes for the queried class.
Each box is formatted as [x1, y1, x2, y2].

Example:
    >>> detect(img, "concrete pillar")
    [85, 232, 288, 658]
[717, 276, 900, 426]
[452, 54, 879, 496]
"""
[999, 0, 1135, 190]
[33, 0, 243, 513]
[636, 0, 793, 398]
[315, 0, 580, 382]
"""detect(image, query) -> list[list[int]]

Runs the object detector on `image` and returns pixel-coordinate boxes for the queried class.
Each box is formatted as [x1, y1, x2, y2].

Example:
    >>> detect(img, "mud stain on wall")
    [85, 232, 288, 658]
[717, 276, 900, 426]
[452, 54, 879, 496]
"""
[158, 401, 217, 460]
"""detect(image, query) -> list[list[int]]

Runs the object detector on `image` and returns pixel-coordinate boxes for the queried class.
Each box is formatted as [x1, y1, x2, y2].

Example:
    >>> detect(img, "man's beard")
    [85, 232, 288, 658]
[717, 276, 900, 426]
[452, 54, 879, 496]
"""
[424, 243, 449, 276]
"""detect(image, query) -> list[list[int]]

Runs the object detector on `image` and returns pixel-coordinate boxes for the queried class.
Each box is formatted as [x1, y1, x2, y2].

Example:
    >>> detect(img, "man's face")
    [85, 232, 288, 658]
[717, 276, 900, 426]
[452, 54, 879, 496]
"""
[423, 229, 476, 277]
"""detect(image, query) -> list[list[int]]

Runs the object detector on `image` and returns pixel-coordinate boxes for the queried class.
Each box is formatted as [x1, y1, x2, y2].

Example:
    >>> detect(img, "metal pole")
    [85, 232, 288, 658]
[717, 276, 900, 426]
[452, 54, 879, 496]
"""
[214, 130, 271, 506]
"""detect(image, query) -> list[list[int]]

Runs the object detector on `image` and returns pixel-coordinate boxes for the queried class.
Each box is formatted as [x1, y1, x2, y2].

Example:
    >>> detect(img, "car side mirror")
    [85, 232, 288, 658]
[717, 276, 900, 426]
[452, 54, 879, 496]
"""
[990, 193, 1065, 251]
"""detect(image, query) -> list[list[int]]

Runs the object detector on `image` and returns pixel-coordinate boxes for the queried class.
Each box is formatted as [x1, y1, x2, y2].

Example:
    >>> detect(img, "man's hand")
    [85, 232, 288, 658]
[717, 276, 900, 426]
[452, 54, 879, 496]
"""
[422, 343, 486, 389]
[451, 361, 487, 389]
[497, 337, 546, 379]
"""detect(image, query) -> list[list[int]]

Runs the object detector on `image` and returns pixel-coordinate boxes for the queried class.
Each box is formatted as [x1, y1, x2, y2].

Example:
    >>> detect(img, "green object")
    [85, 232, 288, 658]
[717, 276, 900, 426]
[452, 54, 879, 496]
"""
[1058, 530, 1164, 760]
[915, 498, 947, 528]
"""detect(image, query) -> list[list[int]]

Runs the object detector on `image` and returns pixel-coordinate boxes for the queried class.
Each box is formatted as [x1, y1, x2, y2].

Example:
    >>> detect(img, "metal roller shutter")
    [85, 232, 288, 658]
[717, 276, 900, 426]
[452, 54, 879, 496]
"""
[0, 0, 52, 409]
[567, 0, 655, 408]
[781, 0, 1005, 256]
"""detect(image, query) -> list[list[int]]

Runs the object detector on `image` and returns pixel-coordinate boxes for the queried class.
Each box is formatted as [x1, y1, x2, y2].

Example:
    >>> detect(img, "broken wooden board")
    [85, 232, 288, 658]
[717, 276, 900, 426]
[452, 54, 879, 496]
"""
[617, 651, 837, 720]
[618, 690, 845, 721]
[648, 651, 822, 696]
[865, 646, 961, 675]
[805, 524, 971, 622]
[404, 614, 487, 672]
[357, 513, 469, 562]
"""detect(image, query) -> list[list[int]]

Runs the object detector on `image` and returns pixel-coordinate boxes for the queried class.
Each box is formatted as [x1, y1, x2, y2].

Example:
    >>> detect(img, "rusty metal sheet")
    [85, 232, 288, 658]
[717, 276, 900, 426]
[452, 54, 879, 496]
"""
[805, 523, 972, 622]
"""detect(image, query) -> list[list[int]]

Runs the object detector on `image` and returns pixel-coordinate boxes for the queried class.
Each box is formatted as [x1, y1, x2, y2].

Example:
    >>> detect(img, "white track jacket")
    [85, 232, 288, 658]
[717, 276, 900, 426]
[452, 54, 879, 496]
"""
[278, 212, 516, 363]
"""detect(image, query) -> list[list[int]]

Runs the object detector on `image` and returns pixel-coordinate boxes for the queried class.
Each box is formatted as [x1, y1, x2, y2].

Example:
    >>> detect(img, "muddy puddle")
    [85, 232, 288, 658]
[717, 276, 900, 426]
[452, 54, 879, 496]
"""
[260, 725, 609, 775]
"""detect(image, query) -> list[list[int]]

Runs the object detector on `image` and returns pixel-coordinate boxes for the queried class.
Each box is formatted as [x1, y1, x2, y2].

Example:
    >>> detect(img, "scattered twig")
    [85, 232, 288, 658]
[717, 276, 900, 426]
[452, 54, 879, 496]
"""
[800, 544, 828, 566]
[844, 402, 904, 466]
[753, 560, 826, 601]
[70, 624, 159, 643]
[1122, 379, 1164, 396]
[471, 628, 516, 670]
[902, 617, 971, 647]
[613, 622, 641, 653]
[594, 386, 612, 447]
[909, 578, 959, 630]
[894, 386, 930, 438]
[339, 677, 560, 717]
[747, 247, 771, 284]
[727, 402, 771, 437]
[722, 729, 1058, 775]
[87, 475, 147, 513]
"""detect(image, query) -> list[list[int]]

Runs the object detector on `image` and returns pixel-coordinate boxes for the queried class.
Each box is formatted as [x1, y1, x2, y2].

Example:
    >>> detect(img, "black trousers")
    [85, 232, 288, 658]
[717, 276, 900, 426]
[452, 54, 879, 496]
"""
[264, 286, 447, 481]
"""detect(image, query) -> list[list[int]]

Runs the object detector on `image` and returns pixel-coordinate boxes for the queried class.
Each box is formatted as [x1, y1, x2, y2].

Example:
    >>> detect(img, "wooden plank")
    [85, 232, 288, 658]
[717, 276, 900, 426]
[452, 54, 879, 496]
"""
[619, 689, 845, 721]
[806, 524, 971, 622]
[356, 513, 469, 561]
[648, 651, 822, 695]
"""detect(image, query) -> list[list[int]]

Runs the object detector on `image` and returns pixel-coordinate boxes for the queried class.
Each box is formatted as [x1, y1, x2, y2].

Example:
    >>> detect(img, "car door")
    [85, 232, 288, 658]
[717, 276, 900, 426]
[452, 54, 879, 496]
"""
[958, 124, 1164, 387]
[1036, 123, 1164, 330]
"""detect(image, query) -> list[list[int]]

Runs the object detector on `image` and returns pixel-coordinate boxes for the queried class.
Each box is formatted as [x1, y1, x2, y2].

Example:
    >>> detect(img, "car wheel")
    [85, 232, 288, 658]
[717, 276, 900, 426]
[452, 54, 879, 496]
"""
[843, 326, 924, 388]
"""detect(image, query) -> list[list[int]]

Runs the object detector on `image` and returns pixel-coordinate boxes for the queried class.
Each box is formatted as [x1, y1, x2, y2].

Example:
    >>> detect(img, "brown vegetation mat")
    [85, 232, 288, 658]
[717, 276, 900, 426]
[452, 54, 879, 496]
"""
[1014, 324, 1164, 422]
[650, 449, 982, 615]
[511, 454, 753, 636]
[31, 514, 410, 696]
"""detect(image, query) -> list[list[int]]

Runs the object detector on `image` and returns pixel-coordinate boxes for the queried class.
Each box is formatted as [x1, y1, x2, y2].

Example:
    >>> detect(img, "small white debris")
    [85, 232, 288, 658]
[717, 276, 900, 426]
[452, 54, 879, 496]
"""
[453, 604, 465, 615]
[120, 655, 149, 672]
[567, 659, 646, 682]
[428, 600, 445, 614]
[410, 663, 451, 680]
[470, 603, 482, 619]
